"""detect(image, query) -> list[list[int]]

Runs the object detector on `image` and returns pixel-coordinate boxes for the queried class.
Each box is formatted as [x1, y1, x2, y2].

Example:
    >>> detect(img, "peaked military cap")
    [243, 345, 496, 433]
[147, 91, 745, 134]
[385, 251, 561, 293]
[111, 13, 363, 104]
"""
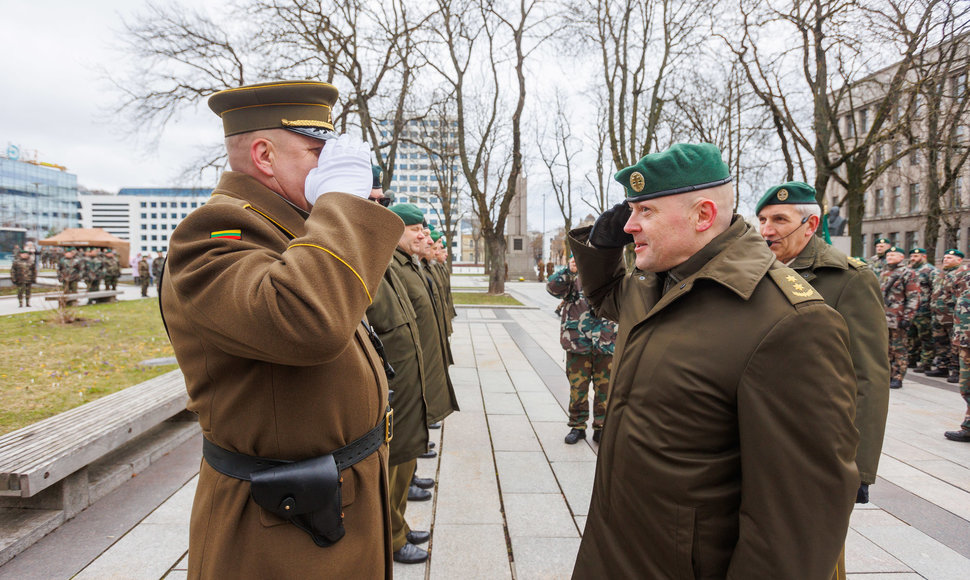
[945, 249, 965, 258]
[876, 237, 891, 245]
[909, 248, 927, 255]
[372, 165, 383, 189]
[886, 246, 905, 254]
[614, 143, 731, 202]
[755, 181, 818, 214]
[208, 81, 339, 140]
[390, 203, 424, 226]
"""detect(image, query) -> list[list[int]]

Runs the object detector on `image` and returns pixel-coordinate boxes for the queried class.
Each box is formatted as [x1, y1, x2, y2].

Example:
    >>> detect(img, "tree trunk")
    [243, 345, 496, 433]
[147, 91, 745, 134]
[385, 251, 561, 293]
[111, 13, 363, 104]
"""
[485, 232, 507, 294]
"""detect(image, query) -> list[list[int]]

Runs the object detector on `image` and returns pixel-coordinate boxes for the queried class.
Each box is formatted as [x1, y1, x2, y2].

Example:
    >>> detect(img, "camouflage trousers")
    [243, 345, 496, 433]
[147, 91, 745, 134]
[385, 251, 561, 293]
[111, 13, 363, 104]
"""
[566, 351, 612, 430]
[907, 315, 933, 368]
[889, 327, 910, 382]
[61, 280, 78, 294]
[16, 283, 31, 306]
[87, 278, 102, 292]
[932, 320, 958, 373]
[958, 348, 970, 430]
[140, 278, 150, 297]
[104, 276, 118, 291]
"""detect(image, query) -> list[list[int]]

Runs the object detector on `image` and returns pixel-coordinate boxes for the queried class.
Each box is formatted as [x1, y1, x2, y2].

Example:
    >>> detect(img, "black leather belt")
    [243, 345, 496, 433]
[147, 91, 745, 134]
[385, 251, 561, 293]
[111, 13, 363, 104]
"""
[202, 408, 393, 481]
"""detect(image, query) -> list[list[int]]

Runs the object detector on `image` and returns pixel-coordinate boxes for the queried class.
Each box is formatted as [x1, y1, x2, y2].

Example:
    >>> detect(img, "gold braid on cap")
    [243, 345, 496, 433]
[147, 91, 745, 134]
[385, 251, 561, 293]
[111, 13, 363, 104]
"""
[282, 119, 332, 128]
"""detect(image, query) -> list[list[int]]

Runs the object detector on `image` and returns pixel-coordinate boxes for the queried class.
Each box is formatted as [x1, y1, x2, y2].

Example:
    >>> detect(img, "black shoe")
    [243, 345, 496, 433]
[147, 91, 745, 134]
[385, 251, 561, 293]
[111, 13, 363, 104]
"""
[393, 542, 429, 563]
[564, 428, 586, 444]
[418, 449, 437, 459]
[944, 429, 970, 442]
[429, 422, 441, 429]
[412, 475, 434, 489]
[428, 441, 436, 449]
[406, 530, 431, 544]
[592, 430, 601, 443]
[408, 485, 432, 502]
[948, 373, 960, 384]
[925, 368, 948, 377]
[912, 365, 926, 373]
[890, 379, 903, 389]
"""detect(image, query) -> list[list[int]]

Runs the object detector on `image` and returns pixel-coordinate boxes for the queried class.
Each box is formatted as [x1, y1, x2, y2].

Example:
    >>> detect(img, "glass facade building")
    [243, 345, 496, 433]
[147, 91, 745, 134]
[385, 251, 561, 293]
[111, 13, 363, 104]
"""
[0, 156, 79, 242]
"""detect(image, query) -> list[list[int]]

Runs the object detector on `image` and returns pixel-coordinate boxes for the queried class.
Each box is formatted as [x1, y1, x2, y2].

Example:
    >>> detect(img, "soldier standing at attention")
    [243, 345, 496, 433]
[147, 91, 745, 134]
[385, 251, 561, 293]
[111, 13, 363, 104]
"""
[756, 181, 890, 579]
[152, 251, 165, 285]
[870, 237, 891, 277]
[57, 248, 80, 294]
[546, 256, 617, 444]
[930, 250, 965, 382]
[102, 250, 121, 292]
[568, 144, 857, 579]
[159, 81, 403, 578]
[880, 246, 919, 389]
[907, 248, 936, 373]
[138, 255, 151, 297]
[11, 249, 37, 307]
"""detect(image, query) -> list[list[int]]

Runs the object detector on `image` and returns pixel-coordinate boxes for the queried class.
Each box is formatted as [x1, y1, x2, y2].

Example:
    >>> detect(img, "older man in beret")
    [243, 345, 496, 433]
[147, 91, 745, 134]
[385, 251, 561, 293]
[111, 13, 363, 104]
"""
[870, 237, 892, 276]
[160, 80, 404, 578]
[568, 144, 858, 579]
[757, 181, 889, 579]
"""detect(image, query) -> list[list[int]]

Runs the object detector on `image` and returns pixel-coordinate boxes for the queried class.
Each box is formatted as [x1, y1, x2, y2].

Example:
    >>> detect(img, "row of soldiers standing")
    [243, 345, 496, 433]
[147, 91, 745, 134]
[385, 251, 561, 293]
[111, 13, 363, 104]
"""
[361, 169, 460, 565]
[56, 247, 123, 294]
[869, 239, 970, 441]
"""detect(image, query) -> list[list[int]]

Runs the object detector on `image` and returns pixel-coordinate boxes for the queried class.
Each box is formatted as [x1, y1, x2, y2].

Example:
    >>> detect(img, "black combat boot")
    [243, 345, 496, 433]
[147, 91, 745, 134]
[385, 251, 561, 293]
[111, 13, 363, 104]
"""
[564, 428, 586, 444]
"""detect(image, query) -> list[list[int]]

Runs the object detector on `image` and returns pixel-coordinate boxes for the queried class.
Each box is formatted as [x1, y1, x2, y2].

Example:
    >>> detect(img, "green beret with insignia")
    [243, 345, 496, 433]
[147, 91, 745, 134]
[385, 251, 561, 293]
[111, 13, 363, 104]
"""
[614, 143, 731, 202]
[946, 249, 965, 258]
[208, 81, 339, 140]
[390, 203, 424, 226]
[876, 237, 891, 245]
[372, 165, 383, 189]
[755, 181, 819, 214]
[909, 248, 927, 255]
[430, 230, 443, 242]
[887, 246, 905, 254]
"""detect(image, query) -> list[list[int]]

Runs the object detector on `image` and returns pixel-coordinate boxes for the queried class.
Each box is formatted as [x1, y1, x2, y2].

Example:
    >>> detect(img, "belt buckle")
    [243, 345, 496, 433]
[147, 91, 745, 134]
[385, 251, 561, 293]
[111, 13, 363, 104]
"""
[385, 408, 394, 443]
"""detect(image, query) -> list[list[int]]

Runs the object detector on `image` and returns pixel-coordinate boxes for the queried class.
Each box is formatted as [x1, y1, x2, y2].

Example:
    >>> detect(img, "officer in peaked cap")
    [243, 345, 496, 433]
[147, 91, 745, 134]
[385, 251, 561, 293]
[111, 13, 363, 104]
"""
[161, 80, 404, 578]
[568, 145, 857, 579]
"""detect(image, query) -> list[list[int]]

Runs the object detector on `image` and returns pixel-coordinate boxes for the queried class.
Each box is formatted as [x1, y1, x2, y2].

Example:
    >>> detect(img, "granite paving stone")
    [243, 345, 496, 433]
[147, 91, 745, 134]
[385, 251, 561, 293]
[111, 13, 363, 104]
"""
[495, 452, 560, 493]
[510, 537, 582, 579]
[74, 522, 188, 580]
[488, 415, 542, 452]
[482, 391, 525, 415]
[550, 461, 596, 517]
[429, 524, 511, 580]
[503, 493, 578, 538]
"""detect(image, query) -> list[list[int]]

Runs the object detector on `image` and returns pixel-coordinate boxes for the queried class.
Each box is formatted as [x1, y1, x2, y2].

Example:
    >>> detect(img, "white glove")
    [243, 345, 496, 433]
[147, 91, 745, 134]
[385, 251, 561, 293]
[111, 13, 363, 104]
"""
[304, 134, 373, 205]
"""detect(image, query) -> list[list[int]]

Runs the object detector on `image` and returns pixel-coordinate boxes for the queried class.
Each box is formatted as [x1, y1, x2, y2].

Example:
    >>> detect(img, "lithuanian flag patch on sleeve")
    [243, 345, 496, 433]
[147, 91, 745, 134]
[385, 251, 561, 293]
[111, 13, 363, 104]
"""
[210, 229, 242, 240]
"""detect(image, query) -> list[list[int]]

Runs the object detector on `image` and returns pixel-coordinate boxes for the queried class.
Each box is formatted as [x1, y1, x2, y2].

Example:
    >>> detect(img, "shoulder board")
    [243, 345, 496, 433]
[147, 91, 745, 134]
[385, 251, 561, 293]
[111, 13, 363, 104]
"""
[847, 256, 867, 270]
[768, 267, 824, 306]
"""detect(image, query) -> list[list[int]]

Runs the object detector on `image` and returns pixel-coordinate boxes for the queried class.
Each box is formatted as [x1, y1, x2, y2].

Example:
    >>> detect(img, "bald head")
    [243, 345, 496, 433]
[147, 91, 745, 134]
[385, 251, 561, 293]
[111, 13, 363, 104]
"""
[224, 129, 324, 211]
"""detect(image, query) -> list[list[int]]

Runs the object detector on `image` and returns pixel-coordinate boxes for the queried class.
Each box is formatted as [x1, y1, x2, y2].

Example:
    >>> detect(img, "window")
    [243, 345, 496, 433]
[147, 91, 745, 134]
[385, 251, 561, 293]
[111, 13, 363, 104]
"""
[957, 177, 965, 207]
[181, 202, 188, 208]
[160, 202, 167, 208]
[140, 213, 147, 219]
[161, 213, 168, 219]
[875, 189, 884, 215]
[151, 213, 157, 219]
[151, 202, 157, 208]
[513, 238, 523, 251]
[892, 186, 901, 213]
[893, 143, 902, 167]
[151, 224, 158, 230]
[910, 149, 920, 166]
[151, 235, 158, 241]
[141, 235, 147, 241]
[889, 232, 899, 246]
[875, 146, 884, 166]
[858, 108, 868, 133]
[861, 234, 867, 251]
[845, 114, 855, 137]
[909, 183, 920, 211]
[141, 224, 147, 230]
[905, 231, 916, 250]
[140, 202, 147, 208]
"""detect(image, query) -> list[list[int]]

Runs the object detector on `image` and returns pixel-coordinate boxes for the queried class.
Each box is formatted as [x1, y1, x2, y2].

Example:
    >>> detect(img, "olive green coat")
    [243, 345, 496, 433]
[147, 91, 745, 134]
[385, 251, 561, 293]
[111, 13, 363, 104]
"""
[366, 267, 429, 466]
[424, 259, 455, 364]
[790, 235, 889, 485]
[160, 171, 403, 579]
[568, 218, 858, 580]
[389, 250, 458, 424]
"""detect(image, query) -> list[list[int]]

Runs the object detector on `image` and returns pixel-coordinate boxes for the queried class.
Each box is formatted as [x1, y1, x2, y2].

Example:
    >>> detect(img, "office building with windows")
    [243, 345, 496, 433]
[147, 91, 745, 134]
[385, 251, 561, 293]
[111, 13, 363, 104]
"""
[0, 153, 79, 242]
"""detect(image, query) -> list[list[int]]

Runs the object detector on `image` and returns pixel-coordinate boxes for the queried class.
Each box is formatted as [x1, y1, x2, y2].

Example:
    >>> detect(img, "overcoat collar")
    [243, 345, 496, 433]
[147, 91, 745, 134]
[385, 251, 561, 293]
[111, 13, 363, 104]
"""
[789, 234, 847, 282]
[212, 171, 309, 239]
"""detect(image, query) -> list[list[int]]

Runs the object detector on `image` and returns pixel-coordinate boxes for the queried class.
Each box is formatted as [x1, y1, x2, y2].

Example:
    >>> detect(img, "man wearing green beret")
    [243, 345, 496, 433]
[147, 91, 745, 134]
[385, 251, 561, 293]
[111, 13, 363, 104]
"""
[930, 250, 965, 382]
[907, 248, 937, 374]
[569, 144, 857, 579]
[757, 181, 889, 577]
[869, 237, 892, 276]
[159, 80, 405, 578]
[880, 247, 919, 389]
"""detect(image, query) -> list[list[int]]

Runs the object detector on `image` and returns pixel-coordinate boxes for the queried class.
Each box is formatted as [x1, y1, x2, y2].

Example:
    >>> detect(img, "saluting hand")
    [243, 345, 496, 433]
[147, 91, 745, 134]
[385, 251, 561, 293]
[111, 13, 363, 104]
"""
[304, 134, 373, 205]
[588, 202, 634, 249]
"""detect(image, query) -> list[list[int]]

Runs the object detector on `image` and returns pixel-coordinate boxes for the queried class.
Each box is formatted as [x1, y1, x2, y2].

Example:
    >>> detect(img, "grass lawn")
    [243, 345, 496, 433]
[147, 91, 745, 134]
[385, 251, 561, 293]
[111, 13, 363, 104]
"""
[452, 292, 523, 306]
[0, 299, 176, 435]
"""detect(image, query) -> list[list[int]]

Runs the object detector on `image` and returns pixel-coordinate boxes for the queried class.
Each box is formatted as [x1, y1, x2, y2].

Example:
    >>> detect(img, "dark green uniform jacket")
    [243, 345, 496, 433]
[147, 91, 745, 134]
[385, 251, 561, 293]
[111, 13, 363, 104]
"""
[568, 217, 858, 580]
[423, 258, 455, 365]
[790, 234, 889, 485]
[390, 250, 459, 424]
[366, 267, 430, 466]
[161, 171, 403, 579]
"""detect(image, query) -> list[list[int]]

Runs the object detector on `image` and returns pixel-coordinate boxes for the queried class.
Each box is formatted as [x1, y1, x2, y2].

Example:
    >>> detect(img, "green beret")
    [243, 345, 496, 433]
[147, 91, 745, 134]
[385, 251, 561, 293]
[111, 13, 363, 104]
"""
[428, 224, 437, 232]
[887, 246, 905, 254]
[755, 181, 818, 214]
[876, 237, 891, 245]
[945, 249, 965, 258]
[208, 81, 339, 139]
[614, 143, 731, 202]
[372, 165, 383, 189]
[909, 248, 927, 255]
[430, 230, 443, 242]
[390, 203, 424, 226]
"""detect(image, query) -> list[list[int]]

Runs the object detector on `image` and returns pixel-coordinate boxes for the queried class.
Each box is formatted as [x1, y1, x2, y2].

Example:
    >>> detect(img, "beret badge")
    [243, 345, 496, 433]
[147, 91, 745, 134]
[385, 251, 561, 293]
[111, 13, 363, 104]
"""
[630, 172, 645, 193]
[776, 189, 789, 201]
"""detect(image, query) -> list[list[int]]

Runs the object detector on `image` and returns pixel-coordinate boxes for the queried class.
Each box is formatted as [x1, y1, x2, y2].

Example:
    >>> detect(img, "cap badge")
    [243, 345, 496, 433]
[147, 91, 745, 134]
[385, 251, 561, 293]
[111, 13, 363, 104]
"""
[630, 172, 645, 193]
[777, 188, 789, 201]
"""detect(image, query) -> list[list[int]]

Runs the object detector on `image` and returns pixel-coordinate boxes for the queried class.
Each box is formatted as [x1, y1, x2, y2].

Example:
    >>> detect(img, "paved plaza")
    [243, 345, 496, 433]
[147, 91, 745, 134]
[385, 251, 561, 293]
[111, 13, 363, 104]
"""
[1, 278, 969, 578]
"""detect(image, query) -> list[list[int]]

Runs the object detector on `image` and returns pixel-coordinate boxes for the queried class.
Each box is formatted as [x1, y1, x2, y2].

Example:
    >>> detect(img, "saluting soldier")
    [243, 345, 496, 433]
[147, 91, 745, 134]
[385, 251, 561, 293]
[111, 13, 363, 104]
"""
[159, 81, 403, 578]
[11, 249, 37, 307]
[880, 246, 919, 389]
[906, 248, 937, 373]
[569, 144, 857, 579]
[869, 237, 891, 277]
[756, 182, 890, 579]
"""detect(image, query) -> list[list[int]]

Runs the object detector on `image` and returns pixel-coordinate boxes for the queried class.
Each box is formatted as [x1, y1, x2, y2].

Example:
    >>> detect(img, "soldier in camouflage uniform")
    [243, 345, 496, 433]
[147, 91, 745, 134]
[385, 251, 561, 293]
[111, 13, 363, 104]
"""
[929, 249, 963, 381]
[945, 258, 970, 442]
[546, 257, 618, 444]
[57, 248, 82, 305]
[10, 249, 36, 307]
[880, 246, 919, 389]
[869, 238, 891, 277]
[102, 250, 121, 291]
[82, 248, 105, 291]
[138, 254, 151, 297]
[907, 248, 937, 373]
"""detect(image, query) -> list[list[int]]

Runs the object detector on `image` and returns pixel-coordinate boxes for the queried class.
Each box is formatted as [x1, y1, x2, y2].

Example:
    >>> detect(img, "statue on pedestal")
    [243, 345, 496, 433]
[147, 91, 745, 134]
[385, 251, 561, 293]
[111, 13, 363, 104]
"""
[827, 206, 847, 237]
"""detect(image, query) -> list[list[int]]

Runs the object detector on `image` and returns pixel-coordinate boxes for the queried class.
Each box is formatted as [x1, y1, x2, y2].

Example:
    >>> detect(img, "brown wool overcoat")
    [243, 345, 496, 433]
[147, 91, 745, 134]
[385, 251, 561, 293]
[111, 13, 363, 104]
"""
[568, 218, 859, 580]
[160, 172, 403, 579]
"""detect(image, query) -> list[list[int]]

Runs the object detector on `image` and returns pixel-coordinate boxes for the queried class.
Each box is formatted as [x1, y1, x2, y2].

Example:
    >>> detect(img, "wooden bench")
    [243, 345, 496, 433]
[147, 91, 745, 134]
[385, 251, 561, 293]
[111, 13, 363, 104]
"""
[0, 370, 197, 564]
[44, 290, 123, 305]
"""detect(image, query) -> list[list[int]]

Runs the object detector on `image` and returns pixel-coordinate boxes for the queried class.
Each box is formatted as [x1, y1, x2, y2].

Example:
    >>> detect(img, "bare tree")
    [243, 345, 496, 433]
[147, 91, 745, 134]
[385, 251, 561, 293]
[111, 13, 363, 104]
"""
[538, 92, 582, 257]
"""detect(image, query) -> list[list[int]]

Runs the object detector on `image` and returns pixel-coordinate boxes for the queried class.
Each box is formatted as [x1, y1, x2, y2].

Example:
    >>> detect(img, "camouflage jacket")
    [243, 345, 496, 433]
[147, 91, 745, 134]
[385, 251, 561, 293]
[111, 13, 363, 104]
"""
[879, 264, 918, 329]
[951, 265, 970, 345]
[152, 257, 164, 278]
[103, 256, 122, 277]
[57, 255, 81, 283]
[931, 264, 961, 324]
[546, 266, 617, 354]
[910, 262, 936, 317]
[82, 255, 104, 282]
[10, 256, 36, 285]
[868, 253, 887, 278]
